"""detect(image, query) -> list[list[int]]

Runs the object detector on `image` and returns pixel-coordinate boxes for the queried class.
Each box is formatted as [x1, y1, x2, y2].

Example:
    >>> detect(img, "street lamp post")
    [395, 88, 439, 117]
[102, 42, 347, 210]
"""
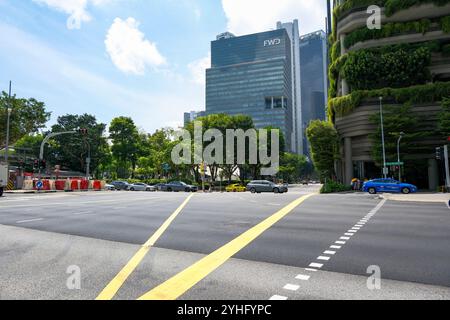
[397, 132, 405, 182]
[85, 139, 91, 180]
[379, 97, 388, 178]
[5, 81, 12, 164]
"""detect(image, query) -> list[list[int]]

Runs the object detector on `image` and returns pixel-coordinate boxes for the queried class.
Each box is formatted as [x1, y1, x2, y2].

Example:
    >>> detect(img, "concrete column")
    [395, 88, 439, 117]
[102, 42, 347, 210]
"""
[428, 159, 439, 191]
[340, 34, 347, 55]
[344, 137, 353, 185]
[342, 79, 349, 95]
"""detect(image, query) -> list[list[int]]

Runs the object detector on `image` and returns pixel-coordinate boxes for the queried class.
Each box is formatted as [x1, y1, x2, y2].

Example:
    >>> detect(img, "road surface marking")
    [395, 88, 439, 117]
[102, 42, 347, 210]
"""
[270, 295, 288, 300]
[355, 224, 363, 227]
[340, 236, 350, 240]
[96, 194, 194, 300]
[335, 241, 346, 245]
[305, 268, 318, 272]
[348, 230, 357, 233]
[16, 218, 43, 224]
[72, 211, 93, 216]
[330, 245, 341, 249]
[295, 274, 311, 281]
[283, 284, 300, 291]
[309, 263, 323, 269]
[317, 256, 330, 261]
[324, 250, 336, 255]
[352, 227, 360, 230]
[344, 233, 354, 236]
[137, 193, 316, 300]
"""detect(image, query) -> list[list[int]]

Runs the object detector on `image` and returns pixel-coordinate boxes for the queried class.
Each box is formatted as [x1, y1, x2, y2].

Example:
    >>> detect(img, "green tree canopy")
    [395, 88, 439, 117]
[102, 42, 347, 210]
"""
[49, 114, 108, 175]
[439, 97, 450, 138]
[109, 117, 141, 178]
[0, 92, 51, 147]
[306, 120, 339, 180]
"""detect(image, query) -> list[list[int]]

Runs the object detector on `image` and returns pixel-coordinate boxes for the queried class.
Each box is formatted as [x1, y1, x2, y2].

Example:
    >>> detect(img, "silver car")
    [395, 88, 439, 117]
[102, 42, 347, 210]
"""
[246, 180, 288, 194]
[127, 183, 156, 192]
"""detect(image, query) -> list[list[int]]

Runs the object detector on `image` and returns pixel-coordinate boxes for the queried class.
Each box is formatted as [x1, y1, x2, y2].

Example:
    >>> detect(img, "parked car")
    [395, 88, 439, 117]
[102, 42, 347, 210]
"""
[127, 183, 156, 192]
[153, 183, 165, 191]
[111, 181, 130, 190]
[160, 181, 198, 192]
[105, 183, 116, 191]
[225, 183, 246, 192]
[246, 180, 288, 194]
[363, 179, 418, 194]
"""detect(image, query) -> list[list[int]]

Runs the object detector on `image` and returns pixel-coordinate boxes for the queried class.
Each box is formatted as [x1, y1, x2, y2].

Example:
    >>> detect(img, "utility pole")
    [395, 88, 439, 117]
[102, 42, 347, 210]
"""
[379, 97, 388, 178]
[397, 132, 404, 182]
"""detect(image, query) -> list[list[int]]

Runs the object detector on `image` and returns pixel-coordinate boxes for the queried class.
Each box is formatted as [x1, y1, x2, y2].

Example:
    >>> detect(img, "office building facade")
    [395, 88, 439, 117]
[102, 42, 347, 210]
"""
[184, 110, 206, 126]
[206, 28, 295, 153]
[299, 30, 328, 156]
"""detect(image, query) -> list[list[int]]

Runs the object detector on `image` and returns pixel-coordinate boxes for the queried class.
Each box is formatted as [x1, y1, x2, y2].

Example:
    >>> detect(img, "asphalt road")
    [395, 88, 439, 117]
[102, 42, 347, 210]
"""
[0, 187, 449, 300]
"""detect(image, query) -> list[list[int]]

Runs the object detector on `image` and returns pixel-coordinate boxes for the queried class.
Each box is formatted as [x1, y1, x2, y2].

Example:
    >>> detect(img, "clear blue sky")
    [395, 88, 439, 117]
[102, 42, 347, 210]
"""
[0, 0, 327, 133]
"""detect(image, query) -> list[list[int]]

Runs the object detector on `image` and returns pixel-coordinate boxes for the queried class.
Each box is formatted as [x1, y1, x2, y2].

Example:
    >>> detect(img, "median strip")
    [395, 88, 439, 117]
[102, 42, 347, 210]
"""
[96, 193, 194, 300]
[137, 193, 316, 300]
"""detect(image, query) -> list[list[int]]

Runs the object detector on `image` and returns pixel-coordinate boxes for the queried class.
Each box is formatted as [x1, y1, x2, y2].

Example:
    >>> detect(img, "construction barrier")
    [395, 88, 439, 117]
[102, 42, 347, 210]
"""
[80, 180, 89, 190]
[23, 180, 34, 190]
[70, 180, 80, 191]
[93, 180, 102, 190]
[55, 180, 66, 191]
[18, 179, 106, 191]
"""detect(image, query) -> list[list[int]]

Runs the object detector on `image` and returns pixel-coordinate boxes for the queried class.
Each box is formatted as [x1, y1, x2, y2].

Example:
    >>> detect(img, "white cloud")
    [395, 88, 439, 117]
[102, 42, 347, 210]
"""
[32, 0, 109, 29]
[105, 17, 166, 75]
[221, 0, 326, 36]
[0, 21, 202, 132]
[188, 53, 210, 85]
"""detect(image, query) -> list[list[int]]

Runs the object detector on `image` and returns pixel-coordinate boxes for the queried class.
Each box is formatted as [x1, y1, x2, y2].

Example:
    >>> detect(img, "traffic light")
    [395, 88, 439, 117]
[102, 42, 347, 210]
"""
[33, 159, 39, 170]
[436, 147, 443, 160]
[40, 160, 46, 170]
[78, 128, 88, 135]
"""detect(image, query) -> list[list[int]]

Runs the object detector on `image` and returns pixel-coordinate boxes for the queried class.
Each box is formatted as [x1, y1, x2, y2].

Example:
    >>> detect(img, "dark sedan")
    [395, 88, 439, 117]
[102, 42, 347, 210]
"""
[160, 181, 198, 192]
[110, 181, 130, 190]
[246, 180, 288, 194]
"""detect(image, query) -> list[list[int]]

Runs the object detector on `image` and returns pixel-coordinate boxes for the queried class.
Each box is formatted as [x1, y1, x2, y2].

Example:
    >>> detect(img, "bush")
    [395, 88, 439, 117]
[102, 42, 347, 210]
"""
[344, 19, 432, 49]
[329, 82, 450, 118]
[341, 45, 432, 90]
[320, 181, 352, 194]
[334, 0, 450, 21]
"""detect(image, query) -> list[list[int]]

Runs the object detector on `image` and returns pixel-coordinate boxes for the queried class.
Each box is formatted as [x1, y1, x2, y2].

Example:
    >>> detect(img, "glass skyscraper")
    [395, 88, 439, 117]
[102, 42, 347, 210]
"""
[299, 30, 328, 156]
[206, 29, 295, 153]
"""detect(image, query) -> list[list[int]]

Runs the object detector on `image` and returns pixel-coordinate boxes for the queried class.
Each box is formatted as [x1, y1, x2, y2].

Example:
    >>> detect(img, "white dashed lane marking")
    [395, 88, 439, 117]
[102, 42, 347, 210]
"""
[295, 274, 311, 281]
[283, 284, 300, 291]
[268, 199, 387, 300]
[16, 218, 44, 224]
[269, 295, 288, 300]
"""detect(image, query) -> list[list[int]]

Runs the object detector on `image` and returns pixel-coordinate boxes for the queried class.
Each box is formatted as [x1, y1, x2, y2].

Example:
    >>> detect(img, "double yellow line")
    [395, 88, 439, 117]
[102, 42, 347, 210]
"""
[97, 192, 315, 300]
[96, 194, 194, 300]
[138, 193, 315, 300]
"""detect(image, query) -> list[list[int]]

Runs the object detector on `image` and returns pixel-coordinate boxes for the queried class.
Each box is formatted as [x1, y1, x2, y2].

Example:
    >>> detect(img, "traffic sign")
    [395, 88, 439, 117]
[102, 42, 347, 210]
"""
[36, 181, 43, 190]
[386, 162, 404, 166]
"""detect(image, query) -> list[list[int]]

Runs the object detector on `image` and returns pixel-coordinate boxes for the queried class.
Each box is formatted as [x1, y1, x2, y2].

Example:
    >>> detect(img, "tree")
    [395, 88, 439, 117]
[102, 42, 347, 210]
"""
[278, 153, 310, 183]
[49, 114, 108, 176]
[439, 97, 450, 138]
[109, 117, 140, 178]
[0, 92, 51, 147]
[306, 120, 339, 180]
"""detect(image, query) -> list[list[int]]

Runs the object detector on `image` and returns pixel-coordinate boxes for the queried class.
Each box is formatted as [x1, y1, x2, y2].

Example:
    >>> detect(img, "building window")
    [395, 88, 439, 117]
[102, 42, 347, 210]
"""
[265, 96, 287, 109]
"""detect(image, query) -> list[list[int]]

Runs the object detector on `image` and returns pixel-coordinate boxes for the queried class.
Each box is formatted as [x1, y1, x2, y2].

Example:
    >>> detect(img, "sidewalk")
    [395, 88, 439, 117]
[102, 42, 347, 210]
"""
[382, 192, 450, 205]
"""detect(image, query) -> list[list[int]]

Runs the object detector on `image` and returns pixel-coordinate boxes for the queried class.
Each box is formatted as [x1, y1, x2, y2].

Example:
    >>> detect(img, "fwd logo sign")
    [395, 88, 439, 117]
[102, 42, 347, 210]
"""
[264, 38, 281, 47]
